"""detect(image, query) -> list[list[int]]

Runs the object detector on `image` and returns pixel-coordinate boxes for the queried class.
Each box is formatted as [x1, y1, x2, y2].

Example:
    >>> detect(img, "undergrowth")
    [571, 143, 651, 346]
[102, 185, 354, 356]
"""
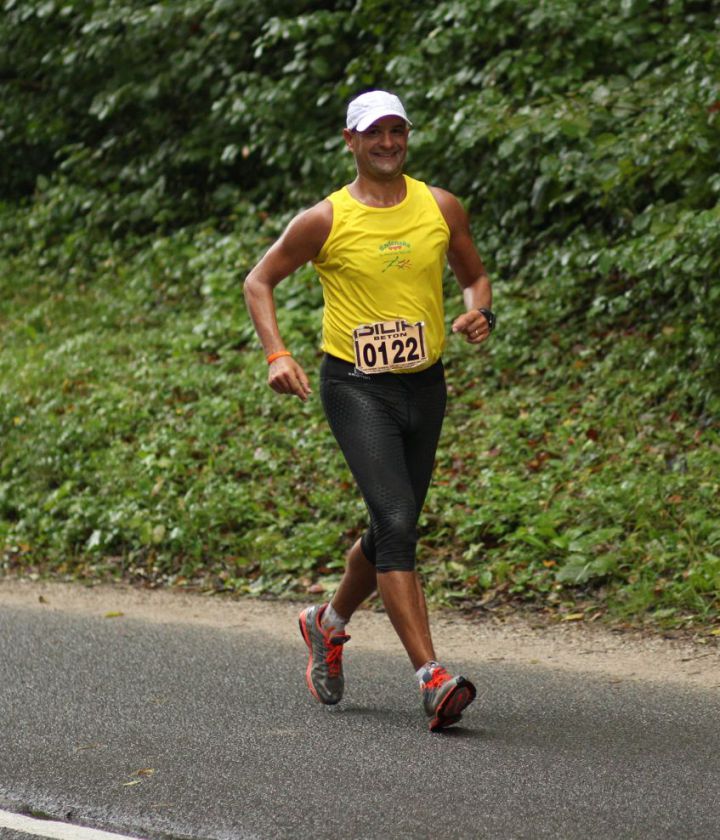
[2, 0, 719, 634]
[1, 215, 718, 634]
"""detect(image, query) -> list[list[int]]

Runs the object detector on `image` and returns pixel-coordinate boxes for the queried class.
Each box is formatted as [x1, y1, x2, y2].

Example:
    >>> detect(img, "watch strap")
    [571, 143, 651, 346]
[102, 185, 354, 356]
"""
[477, 307, 496, 332]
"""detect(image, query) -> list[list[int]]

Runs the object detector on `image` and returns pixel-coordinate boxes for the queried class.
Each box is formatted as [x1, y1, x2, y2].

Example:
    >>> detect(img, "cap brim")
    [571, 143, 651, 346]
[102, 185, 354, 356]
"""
[353, 109, 412, 133]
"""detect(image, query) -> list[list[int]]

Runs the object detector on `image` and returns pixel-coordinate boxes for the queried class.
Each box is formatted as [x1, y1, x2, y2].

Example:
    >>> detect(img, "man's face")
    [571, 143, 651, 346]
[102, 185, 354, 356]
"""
[343, 116, 410, 180]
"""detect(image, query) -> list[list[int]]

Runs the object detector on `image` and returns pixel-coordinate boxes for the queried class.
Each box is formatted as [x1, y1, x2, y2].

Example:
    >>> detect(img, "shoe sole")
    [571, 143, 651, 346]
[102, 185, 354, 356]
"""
[428, 677, 476, 732]
[298, 609, 340, 706]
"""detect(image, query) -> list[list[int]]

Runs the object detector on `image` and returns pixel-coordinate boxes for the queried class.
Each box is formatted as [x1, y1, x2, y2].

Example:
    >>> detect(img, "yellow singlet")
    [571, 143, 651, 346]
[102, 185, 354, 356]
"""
[313, 174, 450, 371]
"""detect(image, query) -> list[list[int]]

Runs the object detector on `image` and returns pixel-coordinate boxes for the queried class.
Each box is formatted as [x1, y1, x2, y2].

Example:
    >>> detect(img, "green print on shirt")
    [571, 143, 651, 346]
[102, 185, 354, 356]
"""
[379, 239, 411, 253]
[382, 254, 412, 272]
[379, 240, 412, 272]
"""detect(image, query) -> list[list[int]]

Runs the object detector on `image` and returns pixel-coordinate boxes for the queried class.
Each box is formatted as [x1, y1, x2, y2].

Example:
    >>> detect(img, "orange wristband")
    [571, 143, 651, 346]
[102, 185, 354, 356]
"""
[266, 350, 292, 364]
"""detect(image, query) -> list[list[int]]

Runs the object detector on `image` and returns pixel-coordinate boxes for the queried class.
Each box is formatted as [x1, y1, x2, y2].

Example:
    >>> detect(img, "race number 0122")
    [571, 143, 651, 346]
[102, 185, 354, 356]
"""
[352, 319, 428, 374]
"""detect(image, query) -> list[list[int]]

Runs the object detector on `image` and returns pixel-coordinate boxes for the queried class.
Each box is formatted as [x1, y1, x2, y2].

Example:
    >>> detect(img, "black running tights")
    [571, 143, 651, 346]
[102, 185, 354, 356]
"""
[320, 354, 447, 573]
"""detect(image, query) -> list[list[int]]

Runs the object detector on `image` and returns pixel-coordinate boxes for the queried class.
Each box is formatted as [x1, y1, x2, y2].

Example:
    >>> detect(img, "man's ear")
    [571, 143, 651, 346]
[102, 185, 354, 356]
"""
[342, 127, 355, 151]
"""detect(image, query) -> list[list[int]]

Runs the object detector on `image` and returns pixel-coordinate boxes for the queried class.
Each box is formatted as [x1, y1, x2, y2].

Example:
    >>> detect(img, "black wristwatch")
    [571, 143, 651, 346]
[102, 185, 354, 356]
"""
[477, 307, 496, 332]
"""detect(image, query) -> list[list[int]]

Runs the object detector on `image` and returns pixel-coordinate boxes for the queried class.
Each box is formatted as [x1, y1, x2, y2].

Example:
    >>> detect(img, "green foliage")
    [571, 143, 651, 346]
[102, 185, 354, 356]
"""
[1, 0, 350, 224]
[1, 0, 720, 628]
[2, 216, 719, 627]
[3, 0, 718, 391]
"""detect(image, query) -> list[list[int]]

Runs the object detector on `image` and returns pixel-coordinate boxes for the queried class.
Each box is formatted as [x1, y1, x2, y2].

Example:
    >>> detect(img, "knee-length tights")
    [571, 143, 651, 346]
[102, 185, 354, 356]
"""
[320, 353, 447, 572]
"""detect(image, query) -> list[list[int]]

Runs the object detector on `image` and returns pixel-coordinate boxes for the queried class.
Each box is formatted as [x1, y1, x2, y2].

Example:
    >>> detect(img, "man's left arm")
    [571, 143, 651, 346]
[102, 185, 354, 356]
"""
[430, 187, 493, 344]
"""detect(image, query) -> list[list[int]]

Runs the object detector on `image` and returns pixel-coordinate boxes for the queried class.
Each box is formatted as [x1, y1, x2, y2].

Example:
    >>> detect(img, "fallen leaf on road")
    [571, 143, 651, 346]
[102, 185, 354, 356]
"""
[561, 613, 585, 622]
[104, 611, 124, 618]
[122, 768, 155, 787]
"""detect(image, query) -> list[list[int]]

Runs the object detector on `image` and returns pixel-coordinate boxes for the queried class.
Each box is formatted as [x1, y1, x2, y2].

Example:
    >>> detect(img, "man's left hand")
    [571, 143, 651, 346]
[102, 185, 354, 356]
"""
[451, 310, 491, 344]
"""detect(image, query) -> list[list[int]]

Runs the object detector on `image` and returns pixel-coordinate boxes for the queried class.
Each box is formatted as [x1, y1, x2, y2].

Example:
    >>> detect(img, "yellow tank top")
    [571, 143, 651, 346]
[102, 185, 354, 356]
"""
[313, 175, 450, 371]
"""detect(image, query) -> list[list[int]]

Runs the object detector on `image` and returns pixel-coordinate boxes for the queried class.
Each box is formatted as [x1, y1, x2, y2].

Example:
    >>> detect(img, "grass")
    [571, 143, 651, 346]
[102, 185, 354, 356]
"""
[1, 216, 719, 636]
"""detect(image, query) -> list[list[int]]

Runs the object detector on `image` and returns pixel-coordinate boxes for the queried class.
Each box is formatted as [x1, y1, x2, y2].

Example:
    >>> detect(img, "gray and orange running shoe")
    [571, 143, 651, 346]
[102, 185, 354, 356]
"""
[298, 604, 351, 705]
[421, 666, 476, 731]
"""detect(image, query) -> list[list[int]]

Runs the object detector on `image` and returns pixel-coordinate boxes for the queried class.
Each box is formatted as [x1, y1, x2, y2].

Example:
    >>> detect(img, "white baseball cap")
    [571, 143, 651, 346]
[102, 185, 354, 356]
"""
[346, 90, 412, 133]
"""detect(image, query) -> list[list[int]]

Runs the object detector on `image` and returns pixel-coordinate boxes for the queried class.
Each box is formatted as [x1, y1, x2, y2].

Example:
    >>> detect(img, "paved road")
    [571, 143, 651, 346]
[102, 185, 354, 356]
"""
[1, 602, 719, 840]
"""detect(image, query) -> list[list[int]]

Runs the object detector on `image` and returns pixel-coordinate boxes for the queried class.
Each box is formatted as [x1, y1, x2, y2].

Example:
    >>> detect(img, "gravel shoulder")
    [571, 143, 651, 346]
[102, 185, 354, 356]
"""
[1, 578, 718, 690]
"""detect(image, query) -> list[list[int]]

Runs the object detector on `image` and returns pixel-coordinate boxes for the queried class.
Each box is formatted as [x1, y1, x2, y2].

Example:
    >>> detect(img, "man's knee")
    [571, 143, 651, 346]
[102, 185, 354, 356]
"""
[361, 531, 376, 566]
[356, 502, 419, 573]
[373, 512, 417, 572]
[376, 555, 416, 573]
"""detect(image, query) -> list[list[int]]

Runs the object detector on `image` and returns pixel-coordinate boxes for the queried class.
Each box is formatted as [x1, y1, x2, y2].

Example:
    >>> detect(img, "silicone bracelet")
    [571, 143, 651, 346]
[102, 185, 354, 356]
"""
[266, 350, 292, 364]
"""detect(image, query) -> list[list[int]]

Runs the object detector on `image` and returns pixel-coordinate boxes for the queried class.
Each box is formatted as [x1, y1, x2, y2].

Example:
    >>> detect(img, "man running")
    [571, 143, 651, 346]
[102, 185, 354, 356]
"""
[243, 90, 494, 731]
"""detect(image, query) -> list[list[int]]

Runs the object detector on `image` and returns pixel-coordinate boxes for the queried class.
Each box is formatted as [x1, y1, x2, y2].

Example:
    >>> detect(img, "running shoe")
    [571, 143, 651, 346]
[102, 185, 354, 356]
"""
[298, 604, 351, 705]
[421, 666, 476, 731]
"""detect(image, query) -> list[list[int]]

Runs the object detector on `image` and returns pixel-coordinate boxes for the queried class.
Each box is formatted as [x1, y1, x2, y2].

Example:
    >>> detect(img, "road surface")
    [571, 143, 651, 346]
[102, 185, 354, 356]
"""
[1, 582, 719, 839]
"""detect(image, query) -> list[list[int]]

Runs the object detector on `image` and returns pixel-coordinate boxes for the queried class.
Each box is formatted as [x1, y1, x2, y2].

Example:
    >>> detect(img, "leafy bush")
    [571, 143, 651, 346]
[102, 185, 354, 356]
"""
[1, 0, 719, 627]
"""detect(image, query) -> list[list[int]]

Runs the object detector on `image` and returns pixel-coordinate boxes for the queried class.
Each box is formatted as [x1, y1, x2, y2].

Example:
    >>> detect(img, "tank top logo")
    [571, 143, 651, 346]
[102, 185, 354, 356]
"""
[379, 239, 412, 272]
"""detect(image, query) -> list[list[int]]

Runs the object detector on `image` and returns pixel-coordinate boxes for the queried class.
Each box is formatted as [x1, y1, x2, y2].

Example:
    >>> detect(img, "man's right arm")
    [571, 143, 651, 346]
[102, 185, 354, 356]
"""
[243, 200, 332, 401]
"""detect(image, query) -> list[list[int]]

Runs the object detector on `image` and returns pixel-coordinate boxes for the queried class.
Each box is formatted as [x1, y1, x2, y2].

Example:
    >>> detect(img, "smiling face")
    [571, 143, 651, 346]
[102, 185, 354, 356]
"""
[343, 115, 410, 181]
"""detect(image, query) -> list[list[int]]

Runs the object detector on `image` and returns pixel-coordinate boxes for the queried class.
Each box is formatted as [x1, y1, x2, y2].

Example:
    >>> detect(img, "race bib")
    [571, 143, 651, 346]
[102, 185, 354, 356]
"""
[352, 319, 428, 374]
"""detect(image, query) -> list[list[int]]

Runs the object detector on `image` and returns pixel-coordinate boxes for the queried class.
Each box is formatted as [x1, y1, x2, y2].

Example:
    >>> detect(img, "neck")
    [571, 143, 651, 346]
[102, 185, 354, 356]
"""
[347, 174, 406, 208]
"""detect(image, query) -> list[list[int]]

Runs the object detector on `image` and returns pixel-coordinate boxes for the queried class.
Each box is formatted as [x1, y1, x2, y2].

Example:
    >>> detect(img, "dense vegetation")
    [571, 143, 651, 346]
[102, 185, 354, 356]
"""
[2, 0, 719, 630]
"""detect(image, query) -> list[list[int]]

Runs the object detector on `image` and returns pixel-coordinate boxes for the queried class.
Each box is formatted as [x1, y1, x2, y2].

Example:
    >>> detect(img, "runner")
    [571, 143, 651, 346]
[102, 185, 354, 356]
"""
[243, 90, 494, 731]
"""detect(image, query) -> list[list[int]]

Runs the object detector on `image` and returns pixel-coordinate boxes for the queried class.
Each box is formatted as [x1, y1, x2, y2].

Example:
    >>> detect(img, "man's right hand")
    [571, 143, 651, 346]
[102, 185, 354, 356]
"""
[267, 356, 312, 402]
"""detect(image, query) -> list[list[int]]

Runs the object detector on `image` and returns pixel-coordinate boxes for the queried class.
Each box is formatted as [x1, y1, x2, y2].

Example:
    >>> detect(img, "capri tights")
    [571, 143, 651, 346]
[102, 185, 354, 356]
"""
[320, 354, 447, 573]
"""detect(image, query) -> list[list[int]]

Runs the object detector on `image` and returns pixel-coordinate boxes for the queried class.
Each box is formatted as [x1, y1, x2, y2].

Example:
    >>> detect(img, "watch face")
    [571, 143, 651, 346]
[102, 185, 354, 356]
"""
[480, 308, 495, 330]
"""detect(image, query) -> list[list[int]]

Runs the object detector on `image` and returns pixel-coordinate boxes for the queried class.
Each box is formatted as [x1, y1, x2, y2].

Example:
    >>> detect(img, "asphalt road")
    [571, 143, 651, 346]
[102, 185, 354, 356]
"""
[1, 601, 719, 840]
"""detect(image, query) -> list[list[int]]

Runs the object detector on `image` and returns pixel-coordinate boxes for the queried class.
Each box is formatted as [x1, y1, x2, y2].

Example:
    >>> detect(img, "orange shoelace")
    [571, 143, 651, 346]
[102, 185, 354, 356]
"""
[424, 666, 451, 690]
[324, 636, 348, 677]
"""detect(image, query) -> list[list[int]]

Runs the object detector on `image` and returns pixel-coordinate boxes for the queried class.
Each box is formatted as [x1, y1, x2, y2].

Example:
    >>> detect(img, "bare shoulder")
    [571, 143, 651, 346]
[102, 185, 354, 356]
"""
[279, 199, 333, 258]
[249, 199, 333, 282]
[427, 186, 470, 233]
